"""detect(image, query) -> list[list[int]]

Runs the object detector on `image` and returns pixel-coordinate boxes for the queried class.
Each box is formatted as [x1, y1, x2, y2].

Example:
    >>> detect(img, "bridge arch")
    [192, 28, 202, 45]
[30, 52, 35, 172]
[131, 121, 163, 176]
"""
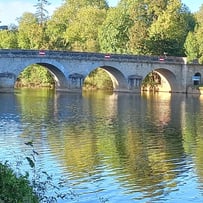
[155, 68, 179, 92]
[15, 59, 68, 89]
[155, 68, 178, 92]
[68, 65, 128, 91]
[92, 66, 128, 91]
[143, 68, 177, 92]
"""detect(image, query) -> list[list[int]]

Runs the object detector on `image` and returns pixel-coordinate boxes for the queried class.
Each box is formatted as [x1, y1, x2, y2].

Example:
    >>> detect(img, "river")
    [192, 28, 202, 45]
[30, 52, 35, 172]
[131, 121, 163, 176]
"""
[0, 89, 203, 202]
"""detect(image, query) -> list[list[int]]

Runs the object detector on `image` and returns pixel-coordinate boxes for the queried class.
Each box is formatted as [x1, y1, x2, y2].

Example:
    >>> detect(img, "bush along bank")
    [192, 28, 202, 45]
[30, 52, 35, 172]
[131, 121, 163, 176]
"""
[0, 141, 73, 203]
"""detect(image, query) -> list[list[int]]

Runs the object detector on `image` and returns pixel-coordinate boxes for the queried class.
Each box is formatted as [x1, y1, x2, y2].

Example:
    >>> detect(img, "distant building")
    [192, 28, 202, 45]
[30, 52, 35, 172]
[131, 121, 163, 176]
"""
[0, 25, 8, 30]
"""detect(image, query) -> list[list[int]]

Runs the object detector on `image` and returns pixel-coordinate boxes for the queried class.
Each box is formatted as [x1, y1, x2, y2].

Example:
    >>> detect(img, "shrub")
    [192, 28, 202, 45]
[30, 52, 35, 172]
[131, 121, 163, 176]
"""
[0, 161, 39, 203]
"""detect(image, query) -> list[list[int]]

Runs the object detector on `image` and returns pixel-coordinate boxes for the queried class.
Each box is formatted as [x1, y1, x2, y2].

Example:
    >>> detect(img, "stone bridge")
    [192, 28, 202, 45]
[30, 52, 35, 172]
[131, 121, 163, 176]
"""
[0, 49, 202, 93]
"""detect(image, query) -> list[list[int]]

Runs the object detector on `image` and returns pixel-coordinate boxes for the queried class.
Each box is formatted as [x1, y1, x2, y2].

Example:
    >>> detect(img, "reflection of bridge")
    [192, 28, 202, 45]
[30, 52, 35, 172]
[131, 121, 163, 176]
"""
[0, 49, 202, 93]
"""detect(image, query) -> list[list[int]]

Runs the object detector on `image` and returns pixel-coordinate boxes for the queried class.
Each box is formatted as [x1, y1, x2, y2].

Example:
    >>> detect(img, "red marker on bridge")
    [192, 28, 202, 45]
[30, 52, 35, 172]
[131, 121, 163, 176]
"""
[105, 54, 111, 59]
[39, 50, 45, 56]
[159, 57, 165, 61]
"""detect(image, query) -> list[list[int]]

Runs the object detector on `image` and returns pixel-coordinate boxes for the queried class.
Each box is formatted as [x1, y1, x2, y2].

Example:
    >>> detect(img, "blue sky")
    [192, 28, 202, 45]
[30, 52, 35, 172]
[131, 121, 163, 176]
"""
[0, 0, 202, 25]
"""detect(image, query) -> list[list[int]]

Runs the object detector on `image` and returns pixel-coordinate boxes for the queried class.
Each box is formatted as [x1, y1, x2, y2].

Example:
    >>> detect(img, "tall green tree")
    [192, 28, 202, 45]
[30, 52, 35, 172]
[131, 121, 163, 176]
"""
[0, 30, 18, 48]
[34, 0, 50, 25]
[64, 0, 108, 9]
[45, 3, 72, 50]
[184, 4, 203, 63]
[46, 0, 108, 51]
[125, 0, 150, 54]
[18, 12, 43, 49]
[98, 7, 133, 53]
[34, 0, 51, 49]
[64, 6, 106, 52]
[99, 0, 195, 56]
[126, 0, 170, 54]
[148, 0, 195, 56]
[184, 31, 199, 62]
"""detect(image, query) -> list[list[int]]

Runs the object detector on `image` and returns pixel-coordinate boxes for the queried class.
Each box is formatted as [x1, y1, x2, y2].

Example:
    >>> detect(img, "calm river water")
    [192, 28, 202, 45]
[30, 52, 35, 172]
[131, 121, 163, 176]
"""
[1, 89, 203, 202]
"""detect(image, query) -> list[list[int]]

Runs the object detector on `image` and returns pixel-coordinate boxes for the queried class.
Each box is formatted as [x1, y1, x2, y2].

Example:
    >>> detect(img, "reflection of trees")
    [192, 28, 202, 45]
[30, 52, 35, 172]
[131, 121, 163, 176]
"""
[143, 92, 171, 128]
[15, 89, 55, 139]
[14, 89, 197, 199]
[47, 91, 119, 176]
[46, 91, 187, 198]
[182, 96, 203, 185]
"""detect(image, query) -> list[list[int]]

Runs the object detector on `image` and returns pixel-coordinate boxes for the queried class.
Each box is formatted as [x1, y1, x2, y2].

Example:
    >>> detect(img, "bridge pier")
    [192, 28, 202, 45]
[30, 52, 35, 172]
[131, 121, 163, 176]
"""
[0, 72, 16, 91]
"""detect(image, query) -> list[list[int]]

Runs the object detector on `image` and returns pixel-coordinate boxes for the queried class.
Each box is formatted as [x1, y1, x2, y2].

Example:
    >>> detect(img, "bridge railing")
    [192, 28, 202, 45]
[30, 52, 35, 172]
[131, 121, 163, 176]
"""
[0, 49, 186, 64]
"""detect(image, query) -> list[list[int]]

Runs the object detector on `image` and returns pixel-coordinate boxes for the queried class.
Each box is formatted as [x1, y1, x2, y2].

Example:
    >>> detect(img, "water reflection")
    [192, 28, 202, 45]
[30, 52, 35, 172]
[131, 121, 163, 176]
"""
[182, 95, 203, 190]
[1, 90, 203, 202]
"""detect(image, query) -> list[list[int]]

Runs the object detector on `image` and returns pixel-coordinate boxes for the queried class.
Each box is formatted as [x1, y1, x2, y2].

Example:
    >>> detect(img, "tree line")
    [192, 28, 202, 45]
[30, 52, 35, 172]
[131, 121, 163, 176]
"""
[0, 0, 202, 62]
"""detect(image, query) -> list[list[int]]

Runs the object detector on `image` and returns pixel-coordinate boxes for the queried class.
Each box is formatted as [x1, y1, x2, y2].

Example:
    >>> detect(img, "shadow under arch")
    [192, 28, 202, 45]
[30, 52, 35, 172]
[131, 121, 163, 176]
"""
[142, 68, 177, 93]
[153, 68, 177, 92]
[99, 66, 128, 91]
[37, 62, 68, 89]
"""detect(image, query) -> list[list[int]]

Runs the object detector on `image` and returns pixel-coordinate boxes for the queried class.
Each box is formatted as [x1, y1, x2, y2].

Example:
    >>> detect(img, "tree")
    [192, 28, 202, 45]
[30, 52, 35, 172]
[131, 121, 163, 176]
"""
[98, 7, 133, 53]
[34, 0, 50, 26]
[45, 3, 72, 50]
[148, 0, 195, 56]
[45, 0, 109, 51]
[64, 0, 108, 10]
[0, 30, 18, 49]
[126, 0, 169, 54]
[18, 12, 44, 49]
[34, 0, 51, 49]
[196, 27, 203, 63]
[65, 6, 107, 52]
[184, 4, 203, 63]
[99, 0, 162, 54]
[184, 31, 199, 62]
[16, 65, 55, 88]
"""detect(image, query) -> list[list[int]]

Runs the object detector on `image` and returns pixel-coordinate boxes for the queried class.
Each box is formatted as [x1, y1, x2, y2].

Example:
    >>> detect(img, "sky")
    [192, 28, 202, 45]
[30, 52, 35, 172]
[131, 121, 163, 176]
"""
[0, 0, 202, 25]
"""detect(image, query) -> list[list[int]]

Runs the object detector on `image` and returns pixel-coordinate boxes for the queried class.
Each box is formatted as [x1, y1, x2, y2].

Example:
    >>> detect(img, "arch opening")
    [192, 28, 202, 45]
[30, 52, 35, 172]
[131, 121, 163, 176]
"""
[15, 63, 68, 89]
[83, 66, 128, 92]
[193, 72, 201, 86]
[142, 68, 176, 93]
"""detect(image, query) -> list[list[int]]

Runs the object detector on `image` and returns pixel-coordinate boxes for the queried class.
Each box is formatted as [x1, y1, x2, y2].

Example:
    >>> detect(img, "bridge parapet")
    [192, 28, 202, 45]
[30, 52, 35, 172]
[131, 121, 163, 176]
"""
[0, 49, 186, 64]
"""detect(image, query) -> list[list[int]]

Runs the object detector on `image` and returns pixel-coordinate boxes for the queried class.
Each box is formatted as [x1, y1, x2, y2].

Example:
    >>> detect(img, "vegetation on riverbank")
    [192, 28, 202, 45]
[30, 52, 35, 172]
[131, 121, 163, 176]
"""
[0, 162, 38, 202]
[83, 68, 113, 90]
[0, 142, 71, 203]
[15, 65, 55, 89]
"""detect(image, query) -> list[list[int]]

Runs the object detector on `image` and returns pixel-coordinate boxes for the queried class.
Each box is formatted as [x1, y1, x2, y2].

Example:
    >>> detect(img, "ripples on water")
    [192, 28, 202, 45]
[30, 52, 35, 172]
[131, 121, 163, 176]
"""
[1, 89, 203, 202]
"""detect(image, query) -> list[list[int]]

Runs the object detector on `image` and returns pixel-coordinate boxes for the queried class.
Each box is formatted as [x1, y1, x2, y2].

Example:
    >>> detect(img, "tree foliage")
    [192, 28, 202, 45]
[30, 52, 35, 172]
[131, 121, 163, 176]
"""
[0, 30, 18, 48]
[64, 6, 107, 52]
[64, 0, 109, 10]
[0, 162, 38, 202]
[99, 7, 133, 53]
[184, 5, 203, 63]
[98, 0, 195, 55]
[17, 12, 43, 49]
[16, 65, 55, 88]
[34, 0, 50, 25]
[84, 68, 113, 90]
[0, 0, 199, 58]
[148, 0, 195, 56]
[184, 31, 199, 62]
